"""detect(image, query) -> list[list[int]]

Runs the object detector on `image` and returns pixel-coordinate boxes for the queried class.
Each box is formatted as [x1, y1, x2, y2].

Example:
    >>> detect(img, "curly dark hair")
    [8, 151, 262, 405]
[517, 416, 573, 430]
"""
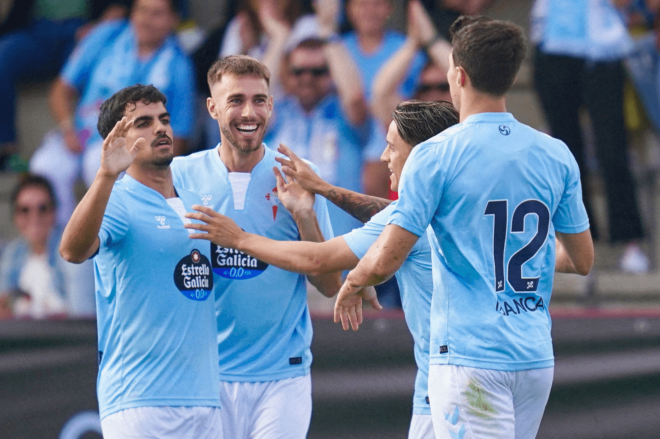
[97, 84, 167, 140]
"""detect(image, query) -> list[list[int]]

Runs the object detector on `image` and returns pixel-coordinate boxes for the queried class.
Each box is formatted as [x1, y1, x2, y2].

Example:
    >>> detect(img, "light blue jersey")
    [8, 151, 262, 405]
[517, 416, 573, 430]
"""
[343, 201, 433, 416]
[389, 113, 589, 371]
[171, 146, 334, 382]
[95, 175, 219, 419]
[61, 20, 195, 149]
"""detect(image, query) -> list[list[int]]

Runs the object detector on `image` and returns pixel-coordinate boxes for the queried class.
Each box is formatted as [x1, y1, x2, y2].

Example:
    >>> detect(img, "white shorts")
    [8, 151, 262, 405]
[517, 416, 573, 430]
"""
[428, 364, 553, 439]
[100, 406, 223, 439]
[409, 413, 436, 439]
[219, 374, 312, 439]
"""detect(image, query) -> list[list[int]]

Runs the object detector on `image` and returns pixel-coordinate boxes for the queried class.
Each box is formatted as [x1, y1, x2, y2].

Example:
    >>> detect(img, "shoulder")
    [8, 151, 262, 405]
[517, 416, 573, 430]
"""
[173, 149, 215, 168]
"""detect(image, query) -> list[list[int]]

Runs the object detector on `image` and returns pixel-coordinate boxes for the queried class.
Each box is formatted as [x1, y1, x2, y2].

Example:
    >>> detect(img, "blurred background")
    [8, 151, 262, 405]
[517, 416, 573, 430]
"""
[2, 0, 660, 437]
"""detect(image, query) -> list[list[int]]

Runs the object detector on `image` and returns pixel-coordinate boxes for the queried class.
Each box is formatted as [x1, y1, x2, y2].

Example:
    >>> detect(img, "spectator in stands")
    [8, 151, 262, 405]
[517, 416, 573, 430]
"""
[0, 175, 95, 319]
[372, 0, 452, 127]
[30, 0, 195, 227]
[532, 0, 649, 273]
[264, 0, 379, 237]
[0, 0, 129, 171]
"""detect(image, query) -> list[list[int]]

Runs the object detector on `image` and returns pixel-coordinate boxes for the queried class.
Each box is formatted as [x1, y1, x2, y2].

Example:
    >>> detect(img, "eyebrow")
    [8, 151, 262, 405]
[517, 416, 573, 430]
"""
[227, 93, 268, 100]
[133, 112, 170, 124]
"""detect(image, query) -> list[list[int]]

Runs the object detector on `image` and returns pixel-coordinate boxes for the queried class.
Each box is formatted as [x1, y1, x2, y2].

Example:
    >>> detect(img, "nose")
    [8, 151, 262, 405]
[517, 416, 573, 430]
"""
[154, 118, 167, 134]
[241, 101, 256, 118]
[380, 147, 389, 163]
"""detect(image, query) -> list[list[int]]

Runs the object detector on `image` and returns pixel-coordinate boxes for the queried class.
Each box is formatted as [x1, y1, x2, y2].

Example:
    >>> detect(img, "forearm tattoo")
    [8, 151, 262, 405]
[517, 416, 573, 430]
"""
[326, 188, 392, 223]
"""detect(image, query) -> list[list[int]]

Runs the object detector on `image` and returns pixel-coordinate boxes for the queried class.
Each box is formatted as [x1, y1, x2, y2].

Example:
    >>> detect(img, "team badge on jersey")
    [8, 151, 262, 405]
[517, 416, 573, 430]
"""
[173, 250, 213, 301]
[211, 244, 269, 279]
[265, 187, 279, 220]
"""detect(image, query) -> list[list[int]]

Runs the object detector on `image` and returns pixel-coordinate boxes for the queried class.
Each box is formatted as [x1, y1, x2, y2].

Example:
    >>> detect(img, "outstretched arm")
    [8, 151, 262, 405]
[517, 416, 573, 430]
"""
[275, 144, 391, 223]
[335, 224, 418, 330]
[185, 208, 359, 277]
[60, 117, 145, 263]
[272, 168, 342, 297]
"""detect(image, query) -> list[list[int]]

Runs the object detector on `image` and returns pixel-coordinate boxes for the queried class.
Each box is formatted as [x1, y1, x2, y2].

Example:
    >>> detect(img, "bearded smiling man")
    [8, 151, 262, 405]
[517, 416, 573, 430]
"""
[169, 55, 341, 439]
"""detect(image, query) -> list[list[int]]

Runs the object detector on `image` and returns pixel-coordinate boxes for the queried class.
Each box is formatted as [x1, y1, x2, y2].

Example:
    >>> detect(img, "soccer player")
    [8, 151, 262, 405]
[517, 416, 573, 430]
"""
[184, 100, 459, 439]
[59, 85, 222, 438]
[334, 16, 594, 439]
[169, 55, 340, 439]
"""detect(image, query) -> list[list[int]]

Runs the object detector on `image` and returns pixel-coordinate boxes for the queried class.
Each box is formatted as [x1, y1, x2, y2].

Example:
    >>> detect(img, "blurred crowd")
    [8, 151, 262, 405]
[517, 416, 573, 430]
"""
[1, 0, 660, 318]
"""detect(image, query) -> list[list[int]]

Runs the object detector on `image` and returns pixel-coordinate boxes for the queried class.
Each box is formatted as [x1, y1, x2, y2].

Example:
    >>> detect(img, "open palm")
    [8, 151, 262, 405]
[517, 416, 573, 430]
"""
[100, 117, 145, 177]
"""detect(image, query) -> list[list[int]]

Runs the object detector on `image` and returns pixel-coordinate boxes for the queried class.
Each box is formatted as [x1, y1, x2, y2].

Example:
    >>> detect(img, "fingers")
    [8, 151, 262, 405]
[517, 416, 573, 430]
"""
[191, 204, 220, 217]
[368, 296, 383, 311]
[188, 233, 212, 240]
[274, 156, 295, 170]
[103, 117, 126, 150]
[357, 300, 363, 326]
[129, 137, 146, 157]
[277, 143, 302, 164]
[348, 306, 359, 331]
[273, 166, 287, 190]
[183, 222, 210, 232]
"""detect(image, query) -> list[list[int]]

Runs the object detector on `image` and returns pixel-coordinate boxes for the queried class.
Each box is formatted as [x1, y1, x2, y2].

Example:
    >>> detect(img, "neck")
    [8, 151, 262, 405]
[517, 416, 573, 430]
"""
[137, 40, 163, 58]
[127, 166, 176, 198]
[458, 90, 507, 122]
[358, 31, 384, 53]
[218, 140, 265, 173]
[30, 241, 47, 256]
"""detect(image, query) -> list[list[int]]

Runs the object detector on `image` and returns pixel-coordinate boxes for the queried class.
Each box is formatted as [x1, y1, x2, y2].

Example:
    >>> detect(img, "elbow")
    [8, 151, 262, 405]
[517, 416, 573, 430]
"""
[59, 246, 85, 264]
[575, 259, 593, 276]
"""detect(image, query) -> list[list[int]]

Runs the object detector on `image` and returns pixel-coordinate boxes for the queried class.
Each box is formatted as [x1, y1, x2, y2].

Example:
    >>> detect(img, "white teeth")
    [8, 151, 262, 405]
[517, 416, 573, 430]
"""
[236, 124, 257, 132]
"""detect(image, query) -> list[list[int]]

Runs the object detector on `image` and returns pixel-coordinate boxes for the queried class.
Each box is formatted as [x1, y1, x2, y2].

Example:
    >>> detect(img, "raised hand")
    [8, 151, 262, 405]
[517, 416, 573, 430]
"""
[314, 0, 340, 37]
[409, 0, 437, 47]
[273, 166, 316, 216]
[258, 0, 291, 39]
[275, 144, 329, 195]
[99, 117, 145, 178]
[184, 205, 245, 249]
[334, 282, 382, 331]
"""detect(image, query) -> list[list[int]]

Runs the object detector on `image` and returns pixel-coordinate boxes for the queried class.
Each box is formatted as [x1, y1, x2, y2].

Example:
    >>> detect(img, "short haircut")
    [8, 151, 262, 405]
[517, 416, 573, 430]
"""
[207, 55, 270, 90]
[391, 100, 459, 147]
[97, 84, 167, 140]
[450, 15, 527, 97]
[11, 174, 58, 211]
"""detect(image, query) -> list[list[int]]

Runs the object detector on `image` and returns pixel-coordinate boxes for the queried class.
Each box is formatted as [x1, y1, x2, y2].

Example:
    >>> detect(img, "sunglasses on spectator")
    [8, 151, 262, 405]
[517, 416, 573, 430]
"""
[290, 66, 330, 77]
[15, 203, 53, 216]
[417, 82, 450, 93]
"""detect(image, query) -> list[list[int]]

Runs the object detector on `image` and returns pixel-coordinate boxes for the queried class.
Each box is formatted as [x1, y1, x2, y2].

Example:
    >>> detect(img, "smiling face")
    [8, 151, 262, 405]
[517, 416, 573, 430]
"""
[207, 73, 273, 154]
[124, 100, 174, 169]
[381, 120, 414, 192]
[14, 185, 56, 251]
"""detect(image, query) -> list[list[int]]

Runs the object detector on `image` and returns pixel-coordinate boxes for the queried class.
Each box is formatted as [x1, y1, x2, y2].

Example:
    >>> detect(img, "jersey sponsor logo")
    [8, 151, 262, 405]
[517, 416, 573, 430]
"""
[265, 187, 279, 220]
[155, 215, 170, 229]
[495, 295, 545, 317]
[173, 249, 213, 301]
[499, 125, 511, 136]
[211, 244, 269, 279]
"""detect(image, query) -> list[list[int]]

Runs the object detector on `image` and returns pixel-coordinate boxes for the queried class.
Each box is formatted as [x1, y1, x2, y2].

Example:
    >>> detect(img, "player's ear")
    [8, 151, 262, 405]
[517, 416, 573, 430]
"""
[267, 95, 274, 117]
[207, 97, 218, 120]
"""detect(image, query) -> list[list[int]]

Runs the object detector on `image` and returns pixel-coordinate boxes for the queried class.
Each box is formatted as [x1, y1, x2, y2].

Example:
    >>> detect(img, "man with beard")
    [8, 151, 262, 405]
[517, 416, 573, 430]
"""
[59, 85, 222, 438]
[170, 55, 340, 439]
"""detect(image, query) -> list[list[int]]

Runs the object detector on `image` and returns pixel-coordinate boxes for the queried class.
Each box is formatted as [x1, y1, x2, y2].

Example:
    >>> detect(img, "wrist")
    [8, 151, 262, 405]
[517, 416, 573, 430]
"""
[96, 168, 120, 181]
[59, 117, 74, 133]
[292, 207, 316, 223]
[423, 34, 442, 53]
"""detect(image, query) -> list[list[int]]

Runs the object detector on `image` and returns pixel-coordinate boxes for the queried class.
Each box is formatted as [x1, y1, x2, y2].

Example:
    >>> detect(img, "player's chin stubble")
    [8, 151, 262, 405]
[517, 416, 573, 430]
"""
[221, 125, 262, 154]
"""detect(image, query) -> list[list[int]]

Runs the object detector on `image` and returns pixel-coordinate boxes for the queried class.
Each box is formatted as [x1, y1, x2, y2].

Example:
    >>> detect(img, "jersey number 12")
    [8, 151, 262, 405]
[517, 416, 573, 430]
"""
[484, 200, 550, 293]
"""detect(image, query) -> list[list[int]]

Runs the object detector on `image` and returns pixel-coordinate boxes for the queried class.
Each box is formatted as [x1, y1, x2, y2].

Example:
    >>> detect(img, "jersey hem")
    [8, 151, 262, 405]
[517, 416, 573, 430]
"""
[429, 355, 554, 371]
[100, 397, 221, 420]
[555, 221, 590, 234]
[218, 366, 310, 383]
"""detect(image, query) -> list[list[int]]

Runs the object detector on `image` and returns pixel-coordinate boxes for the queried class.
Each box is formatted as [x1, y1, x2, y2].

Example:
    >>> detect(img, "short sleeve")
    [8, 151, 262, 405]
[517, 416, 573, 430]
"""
[343, 205, 392, 259]
[98, 190, 130, 248]
[167, 54, 196, 139]
[553, 152, 590, 234]
[388, 143, 445, 237]
[60, 20, 125, 91]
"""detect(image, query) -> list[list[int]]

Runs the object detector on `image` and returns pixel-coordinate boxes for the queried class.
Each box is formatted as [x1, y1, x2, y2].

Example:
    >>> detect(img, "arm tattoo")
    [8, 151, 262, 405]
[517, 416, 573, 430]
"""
[326, 188, 392, 223]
